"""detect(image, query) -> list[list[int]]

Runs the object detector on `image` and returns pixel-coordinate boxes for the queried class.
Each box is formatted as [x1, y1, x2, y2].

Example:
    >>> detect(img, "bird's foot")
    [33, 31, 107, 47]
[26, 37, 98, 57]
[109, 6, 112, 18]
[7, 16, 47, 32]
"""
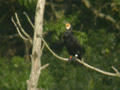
[68, 56, 76, 61]
[68, 56, 73, 61]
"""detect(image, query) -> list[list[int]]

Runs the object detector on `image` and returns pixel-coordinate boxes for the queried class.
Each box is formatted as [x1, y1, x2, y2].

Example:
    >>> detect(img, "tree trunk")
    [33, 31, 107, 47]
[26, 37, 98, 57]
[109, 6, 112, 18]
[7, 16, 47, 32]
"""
[27, 0, 46, 90]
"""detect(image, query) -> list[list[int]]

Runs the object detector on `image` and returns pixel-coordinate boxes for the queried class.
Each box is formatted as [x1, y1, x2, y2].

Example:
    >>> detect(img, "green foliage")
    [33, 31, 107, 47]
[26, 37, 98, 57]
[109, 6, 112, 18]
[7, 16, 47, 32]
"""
[0, 56, 30, 90]
[114, 0, 120, 5]
[44, 12, 82, 42]
[1, 0, 120, 90]
[18, 0, 36, 11]
[85, 29, 118, 67]
[44, 18, 66, 42]
[75, 31, 88, 46]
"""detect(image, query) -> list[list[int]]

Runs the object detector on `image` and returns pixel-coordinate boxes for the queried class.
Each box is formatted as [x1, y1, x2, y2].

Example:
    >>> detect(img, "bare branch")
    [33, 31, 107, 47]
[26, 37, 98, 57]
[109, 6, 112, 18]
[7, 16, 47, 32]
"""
[41, 63, 49, 70]
[76, 59, 120, 77]
[40, 43, 45, 55]
[41, 38, 68, 61]
[82, 0, 120, 30]
[11, 17, 28, 41]
[14, 13, 33, 44]
[23, 12, 35, 29]
[42, 37, 120, 77]
[41, 43, 45, 51]
[112, 66, 120, 75]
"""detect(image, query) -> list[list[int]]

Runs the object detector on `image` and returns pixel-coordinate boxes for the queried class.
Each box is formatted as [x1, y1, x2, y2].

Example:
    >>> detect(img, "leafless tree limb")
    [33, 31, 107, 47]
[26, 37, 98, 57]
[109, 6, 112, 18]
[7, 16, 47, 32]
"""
[23, 12, 35, 29]
[76, 59, 120, 77]
[11, 17, 28, 41]
[41, 37, 120, 77]
[41, 38, 68, 61]
[112, 66, 120, 75]
[14, 13, 33, 44]
[41, 63, 49, 70]
[40, 43, 45, 56]
[82, 0, 120, 30]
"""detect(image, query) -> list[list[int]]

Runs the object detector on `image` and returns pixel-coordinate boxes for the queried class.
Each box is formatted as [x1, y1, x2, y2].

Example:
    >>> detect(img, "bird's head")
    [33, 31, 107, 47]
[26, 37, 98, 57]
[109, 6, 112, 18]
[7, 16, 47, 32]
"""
[64, 21, 72, 30]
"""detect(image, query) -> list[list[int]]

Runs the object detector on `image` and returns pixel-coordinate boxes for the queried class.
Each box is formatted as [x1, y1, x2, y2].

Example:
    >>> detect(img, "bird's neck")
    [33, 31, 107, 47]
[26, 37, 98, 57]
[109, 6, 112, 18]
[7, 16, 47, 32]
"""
[64, 30, 73, 38]
[66, 27, 73, 33]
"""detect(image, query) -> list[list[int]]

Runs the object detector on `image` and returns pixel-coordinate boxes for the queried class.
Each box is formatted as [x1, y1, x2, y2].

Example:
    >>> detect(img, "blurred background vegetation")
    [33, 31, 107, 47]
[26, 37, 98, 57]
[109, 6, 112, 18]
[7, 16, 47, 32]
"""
[0, 0, 120, 90]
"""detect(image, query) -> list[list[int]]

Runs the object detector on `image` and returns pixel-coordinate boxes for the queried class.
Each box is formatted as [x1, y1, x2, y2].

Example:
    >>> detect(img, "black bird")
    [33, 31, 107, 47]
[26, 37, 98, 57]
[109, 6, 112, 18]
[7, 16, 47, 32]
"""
[63, 22, 84, 60]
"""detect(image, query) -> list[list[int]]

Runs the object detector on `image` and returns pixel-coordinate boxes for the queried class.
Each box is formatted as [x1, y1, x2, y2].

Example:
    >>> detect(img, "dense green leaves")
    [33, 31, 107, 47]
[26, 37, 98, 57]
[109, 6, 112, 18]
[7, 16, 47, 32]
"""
[0, 57, 30, 90]
[0, 0, 120, 90]
[18, 0, 36, 11]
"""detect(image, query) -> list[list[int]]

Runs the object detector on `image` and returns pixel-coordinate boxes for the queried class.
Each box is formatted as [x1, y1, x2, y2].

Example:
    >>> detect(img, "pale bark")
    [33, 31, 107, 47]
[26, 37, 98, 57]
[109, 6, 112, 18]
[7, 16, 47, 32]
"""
[27, 0, 46, 90]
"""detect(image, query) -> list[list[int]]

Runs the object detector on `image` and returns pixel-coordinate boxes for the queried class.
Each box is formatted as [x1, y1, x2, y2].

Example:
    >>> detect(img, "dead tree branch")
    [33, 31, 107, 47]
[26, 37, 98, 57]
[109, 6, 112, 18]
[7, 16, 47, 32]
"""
[14, 13, 33, 44]
[41, 38, 68, 61]
[23, 12, 35, 29]
[11, 17, 28, 41]
[76, 59, 120, 77]
[41, 63, 49, 71]
[82, 0, 120, 30]
[112, 66, 120, 75]
[42, 37, 120, 77]
[11, 13, 33, 44]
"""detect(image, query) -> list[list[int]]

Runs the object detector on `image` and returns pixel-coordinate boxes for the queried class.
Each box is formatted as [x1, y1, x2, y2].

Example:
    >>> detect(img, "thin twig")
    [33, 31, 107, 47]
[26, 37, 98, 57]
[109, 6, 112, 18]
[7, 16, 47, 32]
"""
[40, 43, 45, 55]
[76, 59, 120, 77]
[41, 43, 45, 52]
[42, 37, 120, 77]
[14, 13, 33, 44]
[11, 17, 28, 40]
[23, 12, 34, 29]
[41, 38, 68, 61]
[112, 66, 120, 75]
[81, 0, 120, 30]
[41, 63, 49, 70]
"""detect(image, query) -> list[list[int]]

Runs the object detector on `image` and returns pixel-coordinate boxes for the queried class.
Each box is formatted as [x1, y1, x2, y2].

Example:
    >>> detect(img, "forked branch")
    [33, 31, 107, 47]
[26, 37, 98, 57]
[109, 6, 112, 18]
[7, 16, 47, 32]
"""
[11, 17, 28, 41]
[41, 38, 68, 61]
[23, 12, 34, 29]
[82, 0, 120, 30]
[11, 13, 33, 44]
[41, 37, 120, 77]
[11, 12, 120, 78]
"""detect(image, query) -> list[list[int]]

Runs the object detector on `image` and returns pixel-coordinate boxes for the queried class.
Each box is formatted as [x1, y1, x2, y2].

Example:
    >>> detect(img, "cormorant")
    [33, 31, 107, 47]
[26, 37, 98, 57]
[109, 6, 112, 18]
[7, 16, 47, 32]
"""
[63, 22, 84, 60]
